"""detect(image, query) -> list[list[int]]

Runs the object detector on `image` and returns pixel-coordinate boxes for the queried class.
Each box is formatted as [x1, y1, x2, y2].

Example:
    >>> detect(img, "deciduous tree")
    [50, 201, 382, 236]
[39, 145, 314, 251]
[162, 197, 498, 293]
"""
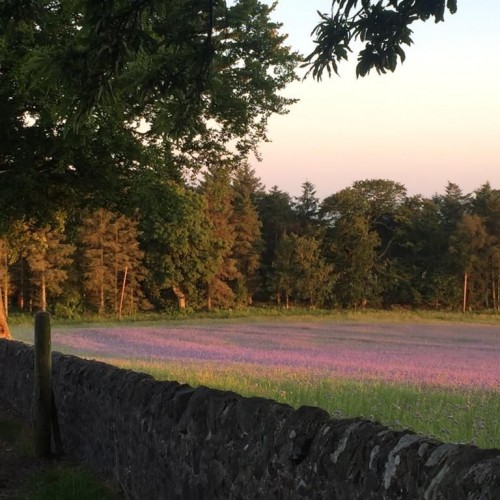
[321, 179, 406, 308]
[270, 234, 295, 309]
[305, 0, 458, 78]
[133, 176, 212, 310]
[450, 214, 488, 312]
[471, 184, 500, 310]
[292, 234, 334, 308]
[5, 0, 298, 166]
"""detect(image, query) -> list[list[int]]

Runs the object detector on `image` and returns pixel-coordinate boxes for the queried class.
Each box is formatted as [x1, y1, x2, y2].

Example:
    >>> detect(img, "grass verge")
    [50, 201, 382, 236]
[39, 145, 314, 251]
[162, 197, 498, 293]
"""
[0, 408, 121, 500]
[8, 307, 500, 329]
[19, 465, 120, 500]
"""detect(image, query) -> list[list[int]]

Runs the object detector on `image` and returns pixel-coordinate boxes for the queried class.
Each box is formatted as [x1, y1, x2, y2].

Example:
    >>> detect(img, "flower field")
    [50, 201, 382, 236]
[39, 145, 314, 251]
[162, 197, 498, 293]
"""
[41, 320, 500, 389]
[12, 318, 500, 447]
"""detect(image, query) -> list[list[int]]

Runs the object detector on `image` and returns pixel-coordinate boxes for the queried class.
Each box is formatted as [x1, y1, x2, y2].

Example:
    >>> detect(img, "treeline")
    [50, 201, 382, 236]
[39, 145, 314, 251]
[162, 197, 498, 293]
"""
[1, 171, 499, 317]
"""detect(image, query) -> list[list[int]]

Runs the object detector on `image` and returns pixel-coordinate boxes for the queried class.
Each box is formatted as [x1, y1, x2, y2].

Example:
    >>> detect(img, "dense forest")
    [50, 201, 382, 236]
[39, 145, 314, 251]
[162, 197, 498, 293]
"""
[1, 173, 499, 317]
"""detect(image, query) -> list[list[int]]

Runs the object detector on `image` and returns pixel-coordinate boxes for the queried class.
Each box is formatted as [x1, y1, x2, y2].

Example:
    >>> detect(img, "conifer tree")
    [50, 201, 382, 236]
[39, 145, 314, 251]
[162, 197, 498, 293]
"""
[79, 209, 147, 315]
[112, 213, 149, 317]
[3, 220, 33, 313]
[201, 167, 237, 309]
[270, 234, 295, 309]
[294, 180, 321, 235]
[25, 218, 75, 312]
[256, 186, 296, 300]
[231, 165, 263, 305]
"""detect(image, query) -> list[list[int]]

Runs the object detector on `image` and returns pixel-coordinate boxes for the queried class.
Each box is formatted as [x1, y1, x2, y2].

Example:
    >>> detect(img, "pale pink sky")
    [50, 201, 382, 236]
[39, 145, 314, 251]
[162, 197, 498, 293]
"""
[250, 1, 500, 200]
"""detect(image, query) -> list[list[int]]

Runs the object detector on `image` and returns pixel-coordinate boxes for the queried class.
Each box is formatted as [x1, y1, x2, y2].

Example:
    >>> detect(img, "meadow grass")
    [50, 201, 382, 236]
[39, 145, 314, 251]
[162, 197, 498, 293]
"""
[8, 306, 500, 329]
[106, 358, 500, 450]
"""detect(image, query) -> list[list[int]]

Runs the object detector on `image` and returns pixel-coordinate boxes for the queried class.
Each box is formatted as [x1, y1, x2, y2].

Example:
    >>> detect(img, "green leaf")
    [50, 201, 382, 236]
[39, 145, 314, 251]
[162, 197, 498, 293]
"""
[447, 0, 458, 15]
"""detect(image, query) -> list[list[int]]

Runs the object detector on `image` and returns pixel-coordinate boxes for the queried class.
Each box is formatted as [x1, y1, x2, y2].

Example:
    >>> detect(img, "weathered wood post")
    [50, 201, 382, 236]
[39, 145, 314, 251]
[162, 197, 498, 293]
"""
[34, 311, 52, 457]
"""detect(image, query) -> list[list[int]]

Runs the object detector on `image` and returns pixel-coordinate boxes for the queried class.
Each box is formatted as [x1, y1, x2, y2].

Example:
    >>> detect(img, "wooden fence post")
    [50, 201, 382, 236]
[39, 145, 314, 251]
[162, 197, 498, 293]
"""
[34, 311, 52, 457]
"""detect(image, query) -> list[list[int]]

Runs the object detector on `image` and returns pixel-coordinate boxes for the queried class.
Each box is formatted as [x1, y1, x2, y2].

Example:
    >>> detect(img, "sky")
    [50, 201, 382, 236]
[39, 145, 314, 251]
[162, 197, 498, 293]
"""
[249, 1, 500, 200]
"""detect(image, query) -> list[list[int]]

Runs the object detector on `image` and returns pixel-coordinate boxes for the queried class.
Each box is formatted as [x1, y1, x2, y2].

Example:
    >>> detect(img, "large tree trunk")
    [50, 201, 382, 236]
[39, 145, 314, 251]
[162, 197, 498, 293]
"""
[99, 246, 105, 314]
[206, 281, 212, 311]
[18, 259, 25, 310]
[41, 273, 47, 312]
[497, 271, 500, 312]
[118, 266, 128, 318]
[0, 288, 11, 339]
[3, 252, 8, 317]
[493, 269, 499, 312]
[172, 286, 186, 310]
[462, 272, 468, 313]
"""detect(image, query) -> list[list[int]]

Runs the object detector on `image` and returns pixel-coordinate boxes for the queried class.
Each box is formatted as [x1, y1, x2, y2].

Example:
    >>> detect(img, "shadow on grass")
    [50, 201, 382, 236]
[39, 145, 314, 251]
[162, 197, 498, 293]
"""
[0, 409, 122, 500]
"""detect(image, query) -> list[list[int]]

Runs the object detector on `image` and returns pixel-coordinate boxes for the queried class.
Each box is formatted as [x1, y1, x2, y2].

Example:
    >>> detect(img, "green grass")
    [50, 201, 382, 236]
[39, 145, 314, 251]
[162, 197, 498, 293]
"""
[0, 412, 33, 456]
[105, 358, 500, 449]
[0, 417, 22, 443]
[8, 306, 500, 329]
[0, 414, 120, 500]
[19, 466, 120, 500]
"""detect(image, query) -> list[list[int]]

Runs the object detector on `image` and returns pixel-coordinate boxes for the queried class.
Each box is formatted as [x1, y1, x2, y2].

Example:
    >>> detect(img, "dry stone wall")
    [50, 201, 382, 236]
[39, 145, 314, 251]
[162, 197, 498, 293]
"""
[1, 339, 499, 499]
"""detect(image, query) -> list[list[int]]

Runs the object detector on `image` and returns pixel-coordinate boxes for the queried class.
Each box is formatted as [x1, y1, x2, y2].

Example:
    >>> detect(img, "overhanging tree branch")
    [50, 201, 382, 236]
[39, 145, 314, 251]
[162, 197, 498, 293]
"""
[304, 0, 458, 79]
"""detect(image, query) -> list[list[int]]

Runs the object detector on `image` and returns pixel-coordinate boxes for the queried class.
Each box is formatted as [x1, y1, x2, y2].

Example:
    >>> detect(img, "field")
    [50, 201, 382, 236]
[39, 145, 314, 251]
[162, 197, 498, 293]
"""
[12, 316, 500, 448]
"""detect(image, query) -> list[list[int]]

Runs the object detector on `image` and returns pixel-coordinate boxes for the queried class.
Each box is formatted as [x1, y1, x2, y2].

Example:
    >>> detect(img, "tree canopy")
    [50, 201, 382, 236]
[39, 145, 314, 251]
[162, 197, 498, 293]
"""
[0, 0, 299, 221]
[0, 0, 458, 224]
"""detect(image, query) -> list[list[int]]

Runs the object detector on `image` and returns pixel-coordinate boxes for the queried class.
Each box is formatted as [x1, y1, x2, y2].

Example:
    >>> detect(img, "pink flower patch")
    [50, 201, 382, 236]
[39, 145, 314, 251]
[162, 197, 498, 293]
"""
[52, 321, 500, 390]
